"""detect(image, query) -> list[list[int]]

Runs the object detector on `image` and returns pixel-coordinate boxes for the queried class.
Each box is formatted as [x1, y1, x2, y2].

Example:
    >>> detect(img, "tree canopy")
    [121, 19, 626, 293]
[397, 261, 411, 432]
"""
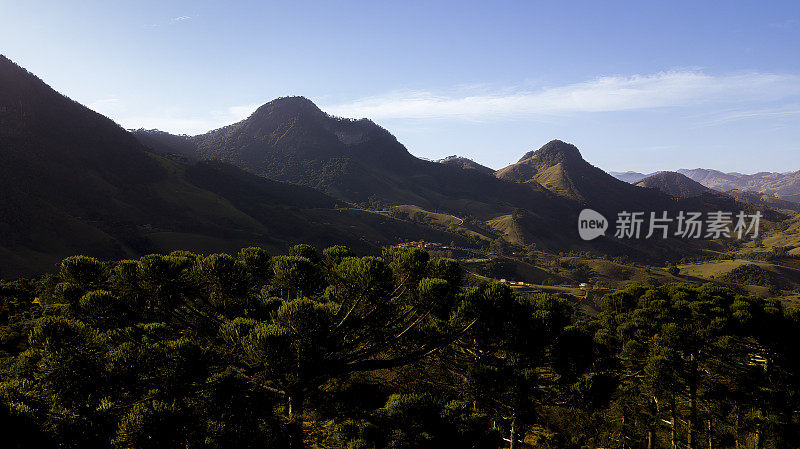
[0, 245, 798, 448]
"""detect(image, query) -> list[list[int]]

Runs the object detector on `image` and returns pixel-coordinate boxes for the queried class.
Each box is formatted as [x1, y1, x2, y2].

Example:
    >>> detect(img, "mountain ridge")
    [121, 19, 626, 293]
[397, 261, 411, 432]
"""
[3, 54, 793, 276]
[678, 168, 800, 202]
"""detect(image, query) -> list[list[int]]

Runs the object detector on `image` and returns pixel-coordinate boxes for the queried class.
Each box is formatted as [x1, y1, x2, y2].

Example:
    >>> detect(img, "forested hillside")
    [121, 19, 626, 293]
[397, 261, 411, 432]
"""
[1, 245, 798, 449]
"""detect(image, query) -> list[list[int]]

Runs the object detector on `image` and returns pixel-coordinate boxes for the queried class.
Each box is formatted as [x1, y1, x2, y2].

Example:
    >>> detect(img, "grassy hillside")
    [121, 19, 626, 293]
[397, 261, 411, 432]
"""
[757, 213, 800, 255]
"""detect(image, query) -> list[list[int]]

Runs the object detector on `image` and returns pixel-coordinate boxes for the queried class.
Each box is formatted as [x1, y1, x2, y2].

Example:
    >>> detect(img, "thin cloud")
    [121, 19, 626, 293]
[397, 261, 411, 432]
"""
[89, 72, 800, 135]
[694, 104, 800, 127]
[323, 71, 800, 120]
[172, 16, 191, 22]
[222, 103, 260, 119]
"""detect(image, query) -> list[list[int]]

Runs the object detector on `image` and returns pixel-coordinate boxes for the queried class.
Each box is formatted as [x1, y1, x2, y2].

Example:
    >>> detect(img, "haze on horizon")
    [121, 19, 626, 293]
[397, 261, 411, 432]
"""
[1, 0, 799, 173]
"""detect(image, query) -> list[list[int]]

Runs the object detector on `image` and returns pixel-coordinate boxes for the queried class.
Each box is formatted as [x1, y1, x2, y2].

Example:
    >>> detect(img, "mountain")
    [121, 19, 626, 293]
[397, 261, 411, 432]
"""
[629, 172, 767, 217]
[437, 155, 494, 174]
[634, 171, 710, 198]
[191, 96, 415, 195]
[494, 140, 674, 213]
[491, 141, 796, 257]
[679, 168, 800, 202]
[609, 171, 658, 183]
[190, 96, 420, 200]
[0, 56, 475, 277]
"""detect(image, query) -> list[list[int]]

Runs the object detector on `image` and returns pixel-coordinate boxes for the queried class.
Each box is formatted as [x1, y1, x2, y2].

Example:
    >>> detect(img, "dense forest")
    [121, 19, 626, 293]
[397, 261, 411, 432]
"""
[1, 245, 798, 449]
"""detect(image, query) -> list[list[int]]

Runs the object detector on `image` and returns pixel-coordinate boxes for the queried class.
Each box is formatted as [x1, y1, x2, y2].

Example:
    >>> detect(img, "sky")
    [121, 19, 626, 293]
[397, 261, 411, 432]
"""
[1, 0, 799, 173]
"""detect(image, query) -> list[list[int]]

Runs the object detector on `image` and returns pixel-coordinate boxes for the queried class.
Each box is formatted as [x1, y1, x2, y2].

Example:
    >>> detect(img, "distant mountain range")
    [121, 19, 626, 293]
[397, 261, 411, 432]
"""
[677, 168, 800, 202]
[630, 171, 800, 213]
[610, 168, 800, 204]
[2, 54, 796, 276]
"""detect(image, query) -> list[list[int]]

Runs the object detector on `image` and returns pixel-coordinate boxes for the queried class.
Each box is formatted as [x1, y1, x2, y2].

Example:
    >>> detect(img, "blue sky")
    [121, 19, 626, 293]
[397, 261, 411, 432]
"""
[2, 0, 799, 172]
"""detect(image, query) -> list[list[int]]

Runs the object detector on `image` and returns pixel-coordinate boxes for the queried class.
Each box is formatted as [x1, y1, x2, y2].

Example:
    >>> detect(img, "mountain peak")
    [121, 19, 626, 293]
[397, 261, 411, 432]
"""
[496, 139, 671, 209]
[248, 95, 325, 120]
[518, 139, 584, 164]
[264, 95, 318, 108]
